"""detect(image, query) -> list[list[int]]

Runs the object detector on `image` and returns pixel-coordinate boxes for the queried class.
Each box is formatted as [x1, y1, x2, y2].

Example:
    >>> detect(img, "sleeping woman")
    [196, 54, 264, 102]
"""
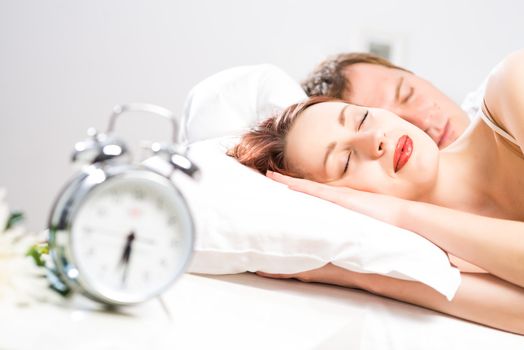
[229, 50, 524, 334]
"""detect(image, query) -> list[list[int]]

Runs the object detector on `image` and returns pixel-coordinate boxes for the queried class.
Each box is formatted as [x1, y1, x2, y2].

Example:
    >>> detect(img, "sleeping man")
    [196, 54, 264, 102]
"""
[301, 52, 474, 148]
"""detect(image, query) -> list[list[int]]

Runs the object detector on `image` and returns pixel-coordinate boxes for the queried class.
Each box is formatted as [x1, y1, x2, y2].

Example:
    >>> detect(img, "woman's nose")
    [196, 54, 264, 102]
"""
[353, 130, 385, 159]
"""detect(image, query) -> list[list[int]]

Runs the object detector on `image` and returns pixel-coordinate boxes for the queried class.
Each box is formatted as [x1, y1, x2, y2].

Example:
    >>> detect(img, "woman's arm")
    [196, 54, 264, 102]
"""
[267, 171, 524, 288]
[401, 201, 524, 287]
[257, 264, 524, 335]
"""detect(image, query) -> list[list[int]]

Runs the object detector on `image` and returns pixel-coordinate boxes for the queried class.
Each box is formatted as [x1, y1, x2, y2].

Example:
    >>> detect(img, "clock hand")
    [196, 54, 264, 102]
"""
[118, 231, 135, 286]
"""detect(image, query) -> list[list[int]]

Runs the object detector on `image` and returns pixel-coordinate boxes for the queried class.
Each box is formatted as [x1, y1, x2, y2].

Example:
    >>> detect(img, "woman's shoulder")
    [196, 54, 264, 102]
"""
[489, 49, 524, 90]
[484, 49, 524, 147]
[500, 49, 524, 69]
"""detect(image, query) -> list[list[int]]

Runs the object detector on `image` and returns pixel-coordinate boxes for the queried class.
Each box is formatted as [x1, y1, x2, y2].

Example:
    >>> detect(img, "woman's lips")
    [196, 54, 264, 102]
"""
[394, 135, 413, 173]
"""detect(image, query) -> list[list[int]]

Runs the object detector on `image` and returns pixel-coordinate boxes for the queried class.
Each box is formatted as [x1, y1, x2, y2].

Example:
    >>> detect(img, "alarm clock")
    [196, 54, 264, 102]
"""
[47, 103, 197, 306]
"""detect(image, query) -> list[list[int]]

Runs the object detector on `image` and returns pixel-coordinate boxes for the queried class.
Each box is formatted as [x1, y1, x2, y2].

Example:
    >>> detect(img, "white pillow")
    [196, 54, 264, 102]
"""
[161, 137, 460, 300]
[172, 64, 461, 300]
[180, 64, 307, 143]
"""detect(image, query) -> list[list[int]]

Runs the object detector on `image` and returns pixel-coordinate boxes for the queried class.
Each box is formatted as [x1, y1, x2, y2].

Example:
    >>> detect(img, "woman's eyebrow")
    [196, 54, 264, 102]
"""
[395, 76, 404, 101]
[338, 104, 350, 126]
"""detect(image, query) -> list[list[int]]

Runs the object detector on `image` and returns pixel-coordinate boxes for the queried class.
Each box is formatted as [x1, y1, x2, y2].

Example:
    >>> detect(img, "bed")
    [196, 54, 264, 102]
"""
[1, 272, 523, 349]
[1, 64, 523, 349]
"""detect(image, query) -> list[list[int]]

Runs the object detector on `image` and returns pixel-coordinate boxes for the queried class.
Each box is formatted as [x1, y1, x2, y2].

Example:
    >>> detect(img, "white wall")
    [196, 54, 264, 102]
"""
[1, 0, 523, 231]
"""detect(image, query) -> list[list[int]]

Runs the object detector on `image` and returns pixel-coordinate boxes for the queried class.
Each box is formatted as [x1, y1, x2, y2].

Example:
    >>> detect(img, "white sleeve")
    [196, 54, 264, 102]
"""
[460, 78, 487, 121]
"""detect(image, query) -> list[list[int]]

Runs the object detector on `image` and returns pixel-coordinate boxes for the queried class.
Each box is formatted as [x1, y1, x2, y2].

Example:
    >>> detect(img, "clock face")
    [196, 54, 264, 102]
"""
[69, 172, 193, 303]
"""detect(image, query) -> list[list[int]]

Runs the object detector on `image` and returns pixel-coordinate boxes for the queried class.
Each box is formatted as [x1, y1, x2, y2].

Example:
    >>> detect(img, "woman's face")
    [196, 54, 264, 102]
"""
[285, 101, 440, 200]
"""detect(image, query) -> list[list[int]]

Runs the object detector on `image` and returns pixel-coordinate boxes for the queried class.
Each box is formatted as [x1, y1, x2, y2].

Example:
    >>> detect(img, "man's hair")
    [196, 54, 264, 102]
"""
[228, 95, 340, 177]
[301, 52, 410, 98]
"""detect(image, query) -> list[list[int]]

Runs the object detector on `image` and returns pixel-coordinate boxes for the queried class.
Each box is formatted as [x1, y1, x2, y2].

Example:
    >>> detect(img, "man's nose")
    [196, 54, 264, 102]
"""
[404, 113, 429, 131]
[393, 105, 441, 143]
[353, 130, 385, 159]
[393, 105, 431, 131]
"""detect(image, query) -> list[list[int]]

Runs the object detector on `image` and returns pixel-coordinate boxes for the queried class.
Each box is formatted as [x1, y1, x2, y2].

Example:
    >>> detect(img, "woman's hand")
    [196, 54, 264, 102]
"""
[256, 263, 361, 289]
[266, 170, 406, 226]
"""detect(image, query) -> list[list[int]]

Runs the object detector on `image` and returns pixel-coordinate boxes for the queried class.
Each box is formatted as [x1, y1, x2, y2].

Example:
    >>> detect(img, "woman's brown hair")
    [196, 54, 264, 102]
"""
[229, 95, 341, 176]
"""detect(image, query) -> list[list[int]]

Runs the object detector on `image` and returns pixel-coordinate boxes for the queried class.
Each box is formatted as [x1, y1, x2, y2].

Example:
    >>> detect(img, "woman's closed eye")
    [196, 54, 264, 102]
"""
[402, 87, 414, 104]
[343, 110, 369, 174]
[343, 151, 351, 174]
[358, 110, 369, 130]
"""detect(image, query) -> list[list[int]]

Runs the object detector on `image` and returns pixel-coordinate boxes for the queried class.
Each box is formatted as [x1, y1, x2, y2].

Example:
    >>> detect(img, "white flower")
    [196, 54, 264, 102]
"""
[0, 188, 60, 305]
[0, 188, 9, 234]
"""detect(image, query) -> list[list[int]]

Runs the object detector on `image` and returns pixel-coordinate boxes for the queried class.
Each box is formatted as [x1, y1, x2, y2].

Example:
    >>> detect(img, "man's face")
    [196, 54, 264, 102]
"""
[341, 63, 470, 148]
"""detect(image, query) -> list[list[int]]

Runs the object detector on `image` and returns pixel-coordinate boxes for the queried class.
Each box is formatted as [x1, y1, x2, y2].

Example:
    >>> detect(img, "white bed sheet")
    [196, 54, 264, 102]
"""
[1, 273, 522, 349]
